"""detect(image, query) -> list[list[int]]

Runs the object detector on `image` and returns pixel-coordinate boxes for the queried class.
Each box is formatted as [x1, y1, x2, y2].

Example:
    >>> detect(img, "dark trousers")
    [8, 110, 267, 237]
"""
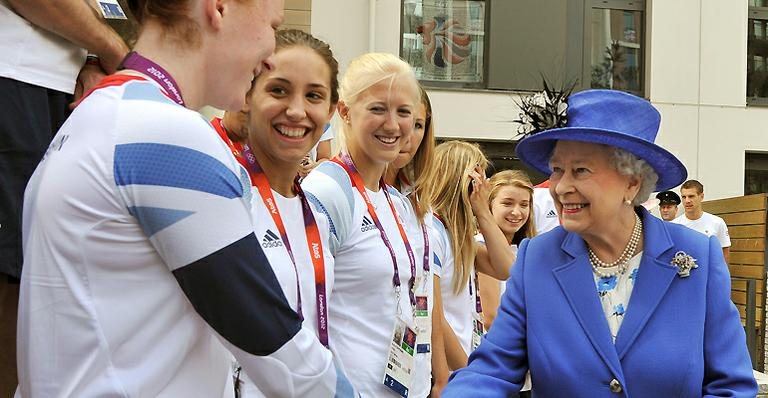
[0, 76, 72, 395]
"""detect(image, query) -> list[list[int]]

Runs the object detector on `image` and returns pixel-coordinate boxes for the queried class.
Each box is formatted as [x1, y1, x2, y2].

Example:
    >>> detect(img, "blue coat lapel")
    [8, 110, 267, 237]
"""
[553, 233, 624, 381]
[614, 209, 679, 358]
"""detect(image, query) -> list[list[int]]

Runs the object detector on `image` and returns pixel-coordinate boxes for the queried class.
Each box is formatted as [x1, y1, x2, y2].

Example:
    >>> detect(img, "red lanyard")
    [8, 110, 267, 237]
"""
[241, 144, 329, 347]
[331, 154, 418, 306]
[210, 118, 247, 169]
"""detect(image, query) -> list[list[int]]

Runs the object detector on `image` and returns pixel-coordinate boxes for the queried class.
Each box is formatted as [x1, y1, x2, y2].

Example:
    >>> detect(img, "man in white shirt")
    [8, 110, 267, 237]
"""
[0, 2, 127, 394]
[672, 180, 731, 264]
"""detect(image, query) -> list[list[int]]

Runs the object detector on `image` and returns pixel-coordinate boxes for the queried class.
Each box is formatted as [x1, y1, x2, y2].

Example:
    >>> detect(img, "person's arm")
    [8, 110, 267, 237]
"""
[469, 171, 512, 280]
[717, 219, 731, 266]
[315, 140, 332, 163]
[114, 116, 353, 397]
[437, 276, 468, 371]
[431, 274, 450, 397]
[477, 270, 501, 331]
[430, 221, 470, 370]
[71, 61, 108, 109]
[5, 0, 129, 73]
[441, 239, 532, 397]
[702, 237, 757, 396]
[722, 247, 730, 266]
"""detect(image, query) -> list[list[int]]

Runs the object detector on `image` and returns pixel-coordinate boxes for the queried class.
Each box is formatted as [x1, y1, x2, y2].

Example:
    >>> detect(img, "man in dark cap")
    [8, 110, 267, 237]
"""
[656, 190, 681, 221]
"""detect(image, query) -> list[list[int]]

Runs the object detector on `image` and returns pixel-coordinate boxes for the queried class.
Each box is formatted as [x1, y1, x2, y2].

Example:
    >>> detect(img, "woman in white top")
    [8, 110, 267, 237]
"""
[420, 140, 512, 378]
[215, 29, 345, 396]
[302, 53, 432, 397]
[383, 86, 446, 396]
[476, 170, 536, 330]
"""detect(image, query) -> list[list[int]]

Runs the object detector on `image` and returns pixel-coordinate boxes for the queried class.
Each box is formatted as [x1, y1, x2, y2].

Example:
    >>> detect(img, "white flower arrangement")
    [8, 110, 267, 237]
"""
[671, 251, 698, 278]
[513, 78, 574, 138]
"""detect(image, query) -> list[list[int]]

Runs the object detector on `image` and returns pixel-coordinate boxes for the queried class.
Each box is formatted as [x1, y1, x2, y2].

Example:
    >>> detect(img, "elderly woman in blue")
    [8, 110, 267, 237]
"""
[442, 89, 757, 397]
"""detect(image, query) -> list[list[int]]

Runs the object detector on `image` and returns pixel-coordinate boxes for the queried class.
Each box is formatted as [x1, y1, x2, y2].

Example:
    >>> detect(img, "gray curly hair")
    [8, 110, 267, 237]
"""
[609, 147, 659, 207]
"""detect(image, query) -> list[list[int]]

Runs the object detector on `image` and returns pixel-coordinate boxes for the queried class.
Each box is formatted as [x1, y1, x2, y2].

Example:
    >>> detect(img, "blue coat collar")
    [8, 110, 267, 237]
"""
[552, 208, 679, 381]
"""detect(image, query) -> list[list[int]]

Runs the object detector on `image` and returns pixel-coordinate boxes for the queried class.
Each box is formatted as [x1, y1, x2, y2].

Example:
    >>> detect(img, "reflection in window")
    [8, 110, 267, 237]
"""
[590, 8, 643, 95]
[402, 0, 486, 86]
[748, 16, 768, 100]
[745, 152, 768, 195]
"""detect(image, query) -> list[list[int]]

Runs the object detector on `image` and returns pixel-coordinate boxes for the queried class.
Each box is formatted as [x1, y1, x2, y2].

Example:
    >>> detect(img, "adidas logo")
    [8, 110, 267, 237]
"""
[360, 216, 377, 232]
[261, 230, 283, 248]
[545, 210, 558, 218]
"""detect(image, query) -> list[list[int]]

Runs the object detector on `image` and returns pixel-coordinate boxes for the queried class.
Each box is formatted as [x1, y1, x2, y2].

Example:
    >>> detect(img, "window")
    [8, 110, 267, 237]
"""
[748, 1, 768, 104]
[588, 1, 644, 96]
[401, 0, 488, 89]
[400, 0, 645, 96]
[745, 152, 768, 195]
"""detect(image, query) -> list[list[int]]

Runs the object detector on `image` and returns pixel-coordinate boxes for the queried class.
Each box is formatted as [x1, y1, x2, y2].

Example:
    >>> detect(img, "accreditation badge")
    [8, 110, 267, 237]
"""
[383, 317, 416, 397]
[95, 0, 127, 19]
[471, 312, 485, 351]
[414, 286, 431, 354]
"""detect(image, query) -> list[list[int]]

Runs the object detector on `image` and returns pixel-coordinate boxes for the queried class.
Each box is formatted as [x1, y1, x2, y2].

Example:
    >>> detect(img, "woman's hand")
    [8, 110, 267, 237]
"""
[468, 167, 492, 222]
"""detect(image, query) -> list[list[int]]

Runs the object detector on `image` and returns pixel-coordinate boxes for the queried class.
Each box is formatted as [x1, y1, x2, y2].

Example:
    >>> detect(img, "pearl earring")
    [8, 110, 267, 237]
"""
[624, 199, 632, 206]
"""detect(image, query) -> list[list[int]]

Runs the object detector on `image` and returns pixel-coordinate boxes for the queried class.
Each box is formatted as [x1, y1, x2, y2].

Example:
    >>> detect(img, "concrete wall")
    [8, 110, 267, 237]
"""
[310, 0, 768, 200]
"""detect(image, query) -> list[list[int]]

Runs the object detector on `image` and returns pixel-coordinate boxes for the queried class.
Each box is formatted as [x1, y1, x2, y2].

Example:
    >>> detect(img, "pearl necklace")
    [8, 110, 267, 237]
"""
[588, 213, 642, 278]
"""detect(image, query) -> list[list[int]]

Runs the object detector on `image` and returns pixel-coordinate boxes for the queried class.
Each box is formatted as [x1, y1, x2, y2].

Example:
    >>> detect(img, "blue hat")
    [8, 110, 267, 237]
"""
[514, 89, 687, 191]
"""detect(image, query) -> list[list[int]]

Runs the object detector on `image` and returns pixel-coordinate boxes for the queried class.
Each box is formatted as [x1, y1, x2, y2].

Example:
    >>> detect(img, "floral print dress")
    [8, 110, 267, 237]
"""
[593, 252, 643, 343]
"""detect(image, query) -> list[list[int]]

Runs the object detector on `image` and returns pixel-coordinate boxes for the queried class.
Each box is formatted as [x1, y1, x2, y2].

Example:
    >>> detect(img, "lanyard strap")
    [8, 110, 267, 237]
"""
[242, 144, 329, 347]
[420, 222, 430, 274]
[331, 154, 417, 306]
[211, 118, 246, 167]
[119, 51, 185, 106]
[468, 269, 483, 314]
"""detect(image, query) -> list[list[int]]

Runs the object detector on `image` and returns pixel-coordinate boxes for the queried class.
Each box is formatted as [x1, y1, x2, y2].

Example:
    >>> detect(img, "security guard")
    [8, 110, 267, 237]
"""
[656, 190, 681, 221]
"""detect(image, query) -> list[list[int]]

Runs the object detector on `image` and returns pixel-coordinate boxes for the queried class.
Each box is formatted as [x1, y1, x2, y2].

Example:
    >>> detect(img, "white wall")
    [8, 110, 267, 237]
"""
[311, 0, 767, 200]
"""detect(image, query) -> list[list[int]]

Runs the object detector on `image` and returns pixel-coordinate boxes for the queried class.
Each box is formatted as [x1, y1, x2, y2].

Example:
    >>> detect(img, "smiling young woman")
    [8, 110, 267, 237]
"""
[301, 53, 436, 397]
[210, 28, 345, 396]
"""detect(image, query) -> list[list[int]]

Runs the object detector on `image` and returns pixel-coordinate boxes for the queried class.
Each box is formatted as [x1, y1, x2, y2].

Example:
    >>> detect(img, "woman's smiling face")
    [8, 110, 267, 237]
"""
[548, 140, 639, 238]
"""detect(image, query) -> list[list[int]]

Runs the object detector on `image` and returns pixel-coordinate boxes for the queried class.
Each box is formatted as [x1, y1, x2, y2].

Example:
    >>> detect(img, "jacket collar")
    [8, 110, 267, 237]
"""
[553, 208, 678, 380]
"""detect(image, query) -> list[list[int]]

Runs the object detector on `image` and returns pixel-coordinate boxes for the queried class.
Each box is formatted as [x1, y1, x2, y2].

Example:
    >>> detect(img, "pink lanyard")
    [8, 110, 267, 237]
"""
[331, 154, 418, 306]
[119, 51, 185, 106]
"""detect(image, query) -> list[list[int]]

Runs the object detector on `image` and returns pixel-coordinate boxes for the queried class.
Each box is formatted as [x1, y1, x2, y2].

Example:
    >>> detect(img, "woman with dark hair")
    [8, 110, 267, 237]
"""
[443, 90, 756, 397]
[211, 28, 344, 397]
[17, 2, 351, 397]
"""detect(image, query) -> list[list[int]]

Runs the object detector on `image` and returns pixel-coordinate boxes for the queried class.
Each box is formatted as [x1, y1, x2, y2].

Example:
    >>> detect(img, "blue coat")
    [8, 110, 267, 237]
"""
[443, 209, 757, 397]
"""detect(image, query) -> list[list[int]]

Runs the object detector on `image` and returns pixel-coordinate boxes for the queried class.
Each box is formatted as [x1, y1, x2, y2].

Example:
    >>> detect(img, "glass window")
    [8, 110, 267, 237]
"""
[401, 0, 487, 87]
[589, 7, 644, 95]
[401, 0, 645, 95]
[748, 6, 768, 102]
[745, 152, 768, 195]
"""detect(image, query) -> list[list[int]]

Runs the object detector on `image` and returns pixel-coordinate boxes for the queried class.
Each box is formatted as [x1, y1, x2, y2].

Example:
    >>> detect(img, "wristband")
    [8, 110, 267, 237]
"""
[85, 54, 101, 67]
